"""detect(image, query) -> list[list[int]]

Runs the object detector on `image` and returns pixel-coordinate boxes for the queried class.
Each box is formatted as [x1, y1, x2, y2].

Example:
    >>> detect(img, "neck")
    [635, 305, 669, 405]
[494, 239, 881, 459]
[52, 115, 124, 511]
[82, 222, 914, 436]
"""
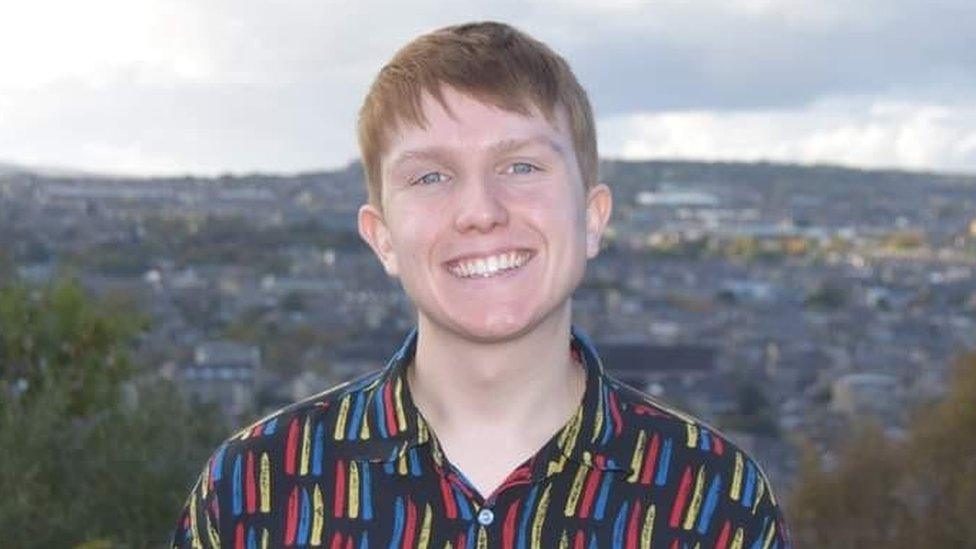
[406, 304, 585, 438]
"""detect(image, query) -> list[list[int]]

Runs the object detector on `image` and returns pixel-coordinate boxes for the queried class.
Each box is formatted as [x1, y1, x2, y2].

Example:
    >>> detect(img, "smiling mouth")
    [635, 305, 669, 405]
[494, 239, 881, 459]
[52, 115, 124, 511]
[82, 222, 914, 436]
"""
[446, 250, 534, 279]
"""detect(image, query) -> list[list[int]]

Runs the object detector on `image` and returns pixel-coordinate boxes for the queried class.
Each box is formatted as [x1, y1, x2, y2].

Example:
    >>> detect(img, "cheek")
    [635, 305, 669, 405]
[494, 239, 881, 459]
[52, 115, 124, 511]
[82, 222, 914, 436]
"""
[389, 210, 438, 267]
[532, 192, 588, 241]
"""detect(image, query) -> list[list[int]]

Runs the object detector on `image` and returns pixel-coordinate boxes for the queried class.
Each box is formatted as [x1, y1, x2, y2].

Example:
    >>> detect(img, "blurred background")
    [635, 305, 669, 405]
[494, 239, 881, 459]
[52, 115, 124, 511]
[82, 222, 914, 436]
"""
[1, 1, 974, 546]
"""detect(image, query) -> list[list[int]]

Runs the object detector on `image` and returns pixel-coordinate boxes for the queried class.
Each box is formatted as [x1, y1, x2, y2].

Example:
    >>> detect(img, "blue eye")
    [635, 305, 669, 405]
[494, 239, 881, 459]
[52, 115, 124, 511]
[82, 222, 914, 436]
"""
[508, 162, 539, 175]
[414, 172, 446, 185]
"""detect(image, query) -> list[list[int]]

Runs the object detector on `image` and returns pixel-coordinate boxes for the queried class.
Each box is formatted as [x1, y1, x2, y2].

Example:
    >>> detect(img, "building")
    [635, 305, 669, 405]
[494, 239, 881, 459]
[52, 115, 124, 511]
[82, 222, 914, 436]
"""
[179, 340, 261, 420]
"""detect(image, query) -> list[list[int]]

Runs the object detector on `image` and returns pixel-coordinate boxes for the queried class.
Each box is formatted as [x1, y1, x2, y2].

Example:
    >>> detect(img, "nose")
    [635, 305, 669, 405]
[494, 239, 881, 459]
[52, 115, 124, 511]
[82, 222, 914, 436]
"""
[452, 174, 509, 233]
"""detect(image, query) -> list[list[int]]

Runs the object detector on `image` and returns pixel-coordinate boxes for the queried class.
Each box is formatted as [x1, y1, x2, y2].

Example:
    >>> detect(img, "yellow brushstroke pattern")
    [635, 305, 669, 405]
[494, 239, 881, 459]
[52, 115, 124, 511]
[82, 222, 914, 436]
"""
[547, 452, 568, 476]
[188, 494, 201, 548]
[311, 484, 324, 546]
[686, 422, 698, 449]
[398, 447, 409, 475]
[640, 504, 656, 549]
[752, 476, 765, 514]
[558, 529, 569, 549]
[762, 521, 777, 549]
[682, 465, 706, 530]
[564, 463, 588, 516]
[205, 511, 219, 548]
[261, 528, 269, 549]
[395, 377, 407, 431]
[558, 408, 582, 448]
[260, 452, 271, 513]
[300, 416, 312, 476]
[418, 503, 432, 549]
[476, 525, 488, 549]
[359, 406, 371, 440]
[531, 483, 552, 547]
[730, 527, 744, 549]
[431, 439, 444, 467]
[591, 385, 605, 443]
[627, 430, 648, 483]
[730, 451, 743, 501]
[200, 462, 210, 499]
[348, 461, 360, 518]
[334, 394, 351, 440]
[765, 468, 778, 505]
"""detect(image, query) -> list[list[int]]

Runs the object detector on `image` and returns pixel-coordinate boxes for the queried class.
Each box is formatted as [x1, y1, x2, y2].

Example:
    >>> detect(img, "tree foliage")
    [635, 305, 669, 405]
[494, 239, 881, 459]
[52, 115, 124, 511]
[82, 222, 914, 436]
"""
[788, 351, 976, 547]
[0, 276, 226, 547]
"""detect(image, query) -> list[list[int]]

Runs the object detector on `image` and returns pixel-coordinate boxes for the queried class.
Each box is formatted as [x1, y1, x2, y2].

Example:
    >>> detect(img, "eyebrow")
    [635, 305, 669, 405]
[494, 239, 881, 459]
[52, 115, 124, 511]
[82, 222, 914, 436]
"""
[487, 135, 566, 157]
[386, 135, 566, 175]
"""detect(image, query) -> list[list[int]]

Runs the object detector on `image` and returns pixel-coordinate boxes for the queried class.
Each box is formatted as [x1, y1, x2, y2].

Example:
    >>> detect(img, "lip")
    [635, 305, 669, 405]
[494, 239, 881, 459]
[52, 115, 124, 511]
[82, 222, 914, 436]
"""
[442, 247, 536, 267]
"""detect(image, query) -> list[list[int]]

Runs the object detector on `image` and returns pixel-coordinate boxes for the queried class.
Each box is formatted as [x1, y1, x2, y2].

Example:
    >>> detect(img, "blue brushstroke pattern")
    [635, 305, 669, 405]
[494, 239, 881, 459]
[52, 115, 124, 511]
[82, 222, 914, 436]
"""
[516, 484, 540, 549]
[655, 438, 673, 486]
[388, 496, 404, 549]
[742, 460, 756, 508]
[312, 421, 325, 477]
[232, 453, 243, 516]
[212, 444, 228, 481]
[297, 486, 311, 546]
[612, 500, 629, 548]
[593, 470, 615, 520]
[361, 460, 373, 520]
[347, 391, 366, 440]
[697, 473, 722, 535]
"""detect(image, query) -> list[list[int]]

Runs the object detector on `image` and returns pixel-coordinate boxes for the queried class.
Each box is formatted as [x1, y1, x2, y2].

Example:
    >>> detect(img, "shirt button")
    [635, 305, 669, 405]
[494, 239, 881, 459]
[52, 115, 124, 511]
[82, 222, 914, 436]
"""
[477, 508, 494, 526]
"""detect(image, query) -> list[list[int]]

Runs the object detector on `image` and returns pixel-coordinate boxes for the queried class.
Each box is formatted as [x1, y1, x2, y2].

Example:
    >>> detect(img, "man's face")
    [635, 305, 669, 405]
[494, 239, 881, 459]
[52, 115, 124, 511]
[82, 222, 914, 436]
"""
[358, 85, 612, 343]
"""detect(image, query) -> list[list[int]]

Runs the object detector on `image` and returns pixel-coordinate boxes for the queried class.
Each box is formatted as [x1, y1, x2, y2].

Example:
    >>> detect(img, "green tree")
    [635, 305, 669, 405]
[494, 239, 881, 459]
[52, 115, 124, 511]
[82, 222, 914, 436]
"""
[788, 422, 913, 547]
[788, 351, 976, 547]
[0, 275, 226, 547]
[900, 352, 976, 546]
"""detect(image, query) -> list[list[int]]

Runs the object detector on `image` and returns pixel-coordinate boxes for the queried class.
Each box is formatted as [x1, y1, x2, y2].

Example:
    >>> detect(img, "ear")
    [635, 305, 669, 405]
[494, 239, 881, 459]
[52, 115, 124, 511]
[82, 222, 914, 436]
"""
[357, 203, 399, 277]
[584, 183, 613, 259]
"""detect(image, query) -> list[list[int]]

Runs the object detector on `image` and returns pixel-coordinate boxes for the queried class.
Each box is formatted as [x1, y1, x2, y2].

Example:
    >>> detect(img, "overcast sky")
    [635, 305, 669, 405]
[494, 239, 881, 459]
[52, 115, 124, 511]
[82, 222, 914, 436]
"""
[2, 0, 975, 177]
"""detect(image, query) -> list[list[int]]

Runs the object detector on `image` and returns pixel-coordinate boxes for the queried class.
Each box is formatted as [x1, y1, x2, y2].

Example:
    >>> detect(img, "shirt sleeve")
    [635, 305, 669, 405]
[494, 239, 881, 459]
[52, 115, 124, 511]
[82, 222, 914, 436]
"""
[738, 456, 792, 549]
[171, 448, 225, 548]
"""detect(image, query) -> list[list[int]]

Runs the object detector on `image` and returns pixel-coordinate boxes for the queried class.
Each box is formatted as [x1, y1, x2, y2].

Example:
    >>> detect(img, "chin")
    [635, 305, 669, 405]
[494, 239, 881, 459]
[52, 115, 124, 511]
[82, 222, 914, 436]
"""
[455, 314, 535, 343]
[419, 307, 536, 344]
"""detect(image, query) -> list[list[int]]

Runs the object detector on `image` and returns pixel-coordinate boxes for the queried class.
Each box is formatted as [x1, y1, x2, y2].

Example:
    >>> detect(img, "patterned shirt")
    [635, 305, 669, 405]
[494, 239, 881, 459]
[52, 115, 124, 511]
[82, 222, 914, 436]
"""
[172, 325, 791, 548]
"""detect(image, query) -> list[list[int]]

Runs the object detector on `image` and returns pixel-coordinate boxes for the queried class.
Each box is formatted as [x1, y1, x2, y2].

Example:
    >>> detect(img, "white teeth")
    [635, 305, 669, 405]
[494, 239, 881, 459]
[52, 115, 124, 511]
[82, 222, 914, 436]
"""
[448, 251, 531, 279]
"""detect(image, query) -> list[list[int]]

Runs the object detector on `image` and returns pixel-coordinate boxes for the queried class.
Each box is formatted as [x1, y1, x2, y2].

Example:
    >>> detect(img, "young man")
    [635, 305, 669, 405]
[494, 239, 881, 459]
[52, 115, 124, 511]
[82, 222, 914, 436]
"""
[172, 21, 791, 548]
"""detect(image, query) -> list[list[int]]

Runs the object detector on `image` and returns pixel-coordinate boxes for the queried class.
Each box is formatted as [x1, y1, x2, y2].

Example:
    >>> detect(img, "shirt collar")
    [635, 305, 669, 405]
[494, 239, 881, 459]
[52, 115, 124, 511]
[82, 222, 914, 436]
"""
[343, 325, 633, 478]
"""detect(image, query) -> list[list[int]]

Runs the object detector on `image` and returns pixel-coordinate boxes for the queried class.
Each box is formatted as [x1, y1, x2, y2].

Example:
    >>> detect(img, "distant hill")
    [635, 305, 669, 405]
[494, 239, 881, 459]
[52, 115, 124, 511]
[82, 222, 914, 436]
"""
[0, 160, 128, 179]
[3, 157, 974, 189]
[598, 158, 976, 188]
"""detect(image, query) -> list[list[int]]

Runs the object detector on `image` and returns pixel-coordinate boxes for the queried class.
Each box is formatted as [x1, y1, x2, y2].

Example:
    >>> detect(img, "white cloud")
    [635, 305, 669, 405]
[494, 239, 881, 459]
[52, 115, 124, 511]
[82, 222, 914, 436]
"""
[598, 96, 976, 173]
[1, 1, 975, 176]
[0, 0, 215, 89]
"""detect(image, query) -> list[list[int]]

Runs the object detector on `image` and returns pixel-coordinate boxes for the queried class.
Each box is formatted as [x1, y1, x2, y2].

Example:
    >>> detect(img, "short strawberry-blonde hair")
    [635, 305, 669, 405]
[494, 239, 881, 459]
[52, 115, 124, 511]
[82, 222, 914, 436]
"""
[357, 21, 598, 208]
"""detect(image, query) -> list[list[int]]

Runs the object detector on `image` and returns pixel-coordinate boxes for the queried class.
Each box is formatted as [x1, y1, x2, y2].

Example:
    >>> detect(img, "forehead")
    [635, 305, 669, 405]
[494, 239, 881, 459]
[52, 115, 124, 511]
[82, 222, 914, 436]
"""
[381, 87, 573, 169]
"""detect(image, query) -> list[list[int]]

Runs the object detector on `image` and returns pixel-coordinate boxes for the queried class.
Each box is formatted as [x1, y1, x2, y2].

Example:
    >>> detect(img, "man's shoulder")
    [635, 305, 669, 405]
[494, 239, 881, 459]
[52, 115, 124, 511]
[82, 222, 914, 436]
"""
[208, 368, 389, 463]
[606, 376, 791, 544]
[607, 375, 728, 443]
[171, 369, 395, 546]
[607, 375, 779, 492]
